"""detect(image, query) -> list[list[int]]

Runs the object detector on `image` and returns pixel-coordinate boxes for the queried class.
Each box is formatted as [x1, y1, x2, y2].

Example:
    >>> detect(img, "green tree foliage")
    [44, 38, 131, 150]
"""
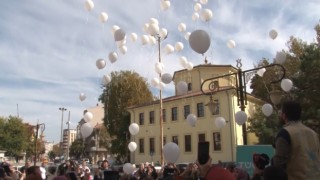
[0, 116, 30, 159]
[99, 70, 153, 162]
[248, 24, 320, 143]
[48, 150, 56, 160]
[69, 139, 85, 159]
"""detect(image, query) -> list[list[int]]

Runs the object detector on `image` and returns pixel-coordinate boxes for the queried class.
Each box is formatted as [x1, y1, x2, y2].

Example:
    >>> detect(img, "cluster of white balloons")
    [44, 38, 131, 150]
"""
[192, 1, 212, 22]
[80, 111, 94, 138]
[127, 123, 140, 153]
[179, 56, 194, 70]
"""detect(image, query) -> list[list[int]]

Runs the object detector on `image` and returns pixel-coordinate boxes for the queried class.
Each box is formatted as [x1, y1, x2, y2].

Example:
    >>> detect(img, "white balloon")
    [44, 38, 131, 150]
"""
[79, 93, 86, 101]
[149, 18, 159, 25]
[160, 0, 171, 11]
[189, 29, 211, 54]
[130, 33, 138, 42]
[165, 44, 174, 54]
[96, 59, 106, 70]
[159, 28, 168, 39]
[176, 81, 188, 95]
[84, 112, 93, 122]
[128, 142, 137, 152]
[114, 29, 126, 42]
[108, 52, 118, 63]
[116, 38, 126, 47]
[257, 68, 266, 77]
[269, 29, 278, 40]
[111, 25, 120, 35]
[194, 3, 202, 12]
[158, 82, 166, 90]
[84, 0, 94, 11]
[186, 62, 194, 71]
[178, 23, 186, 32]
[123, 163, 134, 174]
[148, 23, 159, 36]
[200, 9, 213, 22]
[262, 104, 273, 117]
[275, 51, 286, 64]
[161, 73, 173, 84]
[102, 75, 111, 85]
[186, 114, 197, 127]
[281, 78, 293, 92]
[215, 117, 226, 129]
[129, 123, 140, 135]
[80, 122, 93, 138]
[179, 56, 188, 68]
[151, 78, 160, 87]
[200, 0, 208, 5]
[99, 12, 108, 23]
[149, 35, 157, 45]
[235, 111, 247, 125]
[227, 40, 236, 48]
[192, 12, 199, 21]
[119, 45, 127, 55]
[184, 32, 191, 41]
[141, 35, 150, 45]
[175, 42, 184, 52]
[155, 62, 164, 74]
[163, 142, 180, 163]
[143, 23, 150, 33]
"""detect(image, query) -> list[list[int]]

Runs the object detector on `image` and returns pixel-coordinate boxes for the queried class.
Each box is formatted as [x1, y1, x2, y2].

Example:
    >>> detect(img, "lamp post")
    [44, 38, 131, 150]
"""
[59, 107, 67, 158]
[200, 59, 286, 145]
[33, 122, 45, 166]
[155, 32, 168, 166]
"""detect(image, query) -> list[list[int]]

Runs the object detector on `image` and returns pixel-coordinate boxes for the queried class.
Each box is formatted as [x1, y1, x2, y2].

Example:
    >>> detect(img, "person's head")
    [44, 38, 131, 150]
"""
[253, 153, 270, 170]
[101, 160, 109, 169]
[82, 161, 86, 167]
[139, 163, 144, 170]
[25, 161, 31, 168]
[280, 101, 301, 122]
[26, 166, 42, 180]
[263, 166, 287, 180]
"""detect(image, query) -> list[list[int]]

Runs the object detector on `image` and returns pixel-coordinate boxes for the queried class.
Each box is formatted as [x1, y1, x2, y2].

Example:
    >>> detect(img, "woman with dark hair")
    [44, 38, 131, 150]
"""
[251, 153, 270, 180]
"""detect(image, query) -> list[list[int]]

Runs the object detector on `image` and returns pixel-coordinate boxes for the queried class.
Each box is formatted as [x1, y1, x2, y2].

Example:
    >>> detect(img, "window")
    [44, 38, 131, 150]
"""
[139, 113, 144, 125]
[149, 137, 155, 154]
[172, 136, 179, 145]
[171, 107, 178, 121]
[149, 111, 155, 124]
[184, 135, 192, 152]
[197, 103, 204, 117]
[162, 109, 166, 122]
[187, 83, 192, 91]
[184, 105, 190, 119]
[163, 136, 167, 146]
[198, 133, 206, 142]
[139, 138, 144, 153]
[213, 132, 222, 151]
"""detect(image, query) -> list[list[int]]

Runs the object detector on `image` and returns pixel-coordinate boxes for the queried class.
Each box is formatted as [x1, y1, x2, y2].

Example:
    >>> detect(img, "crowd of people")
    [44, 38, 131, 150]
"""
[1, 101, 319, 180]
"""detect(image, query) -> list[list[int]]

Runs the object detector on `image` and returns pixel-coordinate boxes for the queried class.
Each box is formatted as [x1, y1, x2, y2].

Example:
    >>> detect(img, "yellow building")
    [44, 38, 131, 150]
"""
[128, 64, 262, 164]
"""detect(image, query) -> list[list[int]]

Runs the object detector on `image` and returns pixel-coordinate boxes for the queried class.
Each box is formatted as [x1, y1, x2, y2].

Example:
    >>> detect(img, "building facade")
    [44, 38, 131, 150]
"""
[128, 64, 262, 164]
[62, 129, 77, 156]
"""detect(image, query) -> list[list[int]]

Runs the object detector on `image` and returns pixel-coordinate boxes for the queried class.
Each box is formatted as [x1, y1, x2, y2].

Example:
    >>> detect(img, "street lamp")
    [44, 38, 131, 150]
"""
[33, 122, 45, 166]
[155, 32, 168, 166]
[200, 59, 286, 145]
[59, 107, 67, 159]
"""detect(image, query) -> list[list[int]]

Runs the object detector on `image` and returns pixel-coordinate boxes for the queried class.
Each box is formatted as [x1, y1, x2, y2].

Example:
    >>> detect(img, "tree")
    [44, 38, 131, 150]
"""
[48, 150, 56, 161]
[99, 70, 153, 162]
[248, 24, 320, 143]
[69, 139, 85, 159]
[0, 116, 30, 161]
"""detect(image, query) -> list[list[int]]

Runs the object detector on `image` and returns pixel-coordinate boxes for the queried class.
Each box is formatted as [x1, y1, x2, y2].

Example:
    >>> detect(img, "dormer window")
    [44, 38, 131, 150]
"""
[187, 83, 192, 91]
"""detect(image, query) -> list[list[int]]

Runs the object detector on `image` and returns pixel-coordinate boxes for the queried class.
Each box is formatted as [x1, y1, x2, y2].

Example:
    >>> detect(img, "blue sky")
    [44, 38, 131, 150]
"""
[0, 0, 319, 143]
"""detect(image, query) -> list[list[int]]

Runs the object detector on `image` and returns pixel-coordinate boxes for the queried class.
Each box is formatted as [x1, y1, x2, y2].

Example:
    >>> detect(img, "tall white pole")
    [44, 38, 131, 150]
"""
[66, 111, 70, 160]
